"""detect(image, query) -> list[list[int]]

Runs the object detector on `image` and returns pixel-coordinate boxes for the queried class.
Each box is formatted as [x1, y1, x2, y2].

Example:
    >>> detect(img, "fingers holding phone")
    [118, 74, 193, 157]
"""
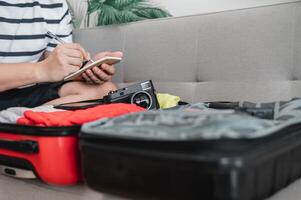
[82, 64, 114, 84]
[82, 51, 123, 84]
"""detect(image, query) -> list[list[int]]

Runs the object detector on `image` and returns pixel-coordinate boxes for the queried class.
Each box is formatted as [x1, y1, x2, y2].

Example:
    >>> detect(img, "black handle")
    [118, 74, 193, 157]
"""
[0, 140, 39, 154]
[208, 102, 239, 109]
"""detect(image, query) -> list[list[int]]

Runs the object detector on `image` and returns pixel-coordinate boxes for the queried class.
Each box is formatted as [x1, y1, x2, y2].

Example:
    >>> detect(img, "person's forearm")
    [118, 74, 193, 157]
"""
[0, 62, 44, 92]
[0, 45, 91, 92]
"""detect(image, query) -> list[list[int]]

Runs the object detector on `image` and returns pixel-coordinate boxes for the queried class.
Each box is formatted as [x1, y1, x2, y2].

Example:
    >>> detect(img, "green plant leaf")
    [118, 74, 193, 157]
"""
[88, 0, 102, 13]
[88, 0, 172, 26]
[106, 0, 149, 10]
[119, 10, 145, 23]
[98, 4, 120, 25]
[133, 7, 171, 19]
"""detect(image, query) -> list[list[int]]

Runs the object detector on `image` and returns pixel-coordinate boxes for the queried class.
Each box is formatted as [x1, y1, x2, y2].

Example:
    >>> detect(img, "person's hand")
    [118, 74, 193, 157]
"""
[37, 43, 90, 82]
[82, 51, 123, 84]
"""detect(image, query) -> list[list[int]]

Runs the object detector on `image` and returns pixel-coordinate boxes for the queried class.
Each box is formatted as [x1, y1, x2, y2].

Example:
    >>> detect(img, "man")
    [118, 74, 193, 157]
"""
[0, 0, 122, 110]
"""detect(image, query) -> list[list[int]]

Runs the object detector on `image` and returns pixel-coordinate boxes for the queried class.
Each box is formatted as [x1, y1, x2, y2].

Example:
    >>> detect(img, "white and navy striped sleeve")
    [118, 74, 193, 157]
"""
[46, 0, 73, 52]
[0, 0, 74, 64]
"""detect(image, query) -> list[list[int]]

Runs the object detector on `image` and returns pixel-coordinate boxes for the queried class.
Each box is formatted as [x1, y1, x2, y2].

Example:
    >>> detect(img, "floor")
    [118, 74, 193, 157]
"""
[1, 174, 301, 200]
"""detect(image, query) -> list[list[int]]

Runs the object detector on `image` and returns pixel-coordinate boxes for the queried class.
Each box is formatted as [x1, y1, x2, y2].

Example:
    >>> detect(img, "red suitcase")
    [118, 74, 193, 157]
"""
[0, 123, 81, 185]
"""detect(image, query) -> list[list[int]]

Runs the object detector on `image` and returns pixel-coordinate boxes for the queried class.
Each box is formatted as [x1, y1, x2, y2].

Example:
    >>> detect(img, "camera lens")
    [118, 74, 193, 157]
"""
[131, 91, 153, 110]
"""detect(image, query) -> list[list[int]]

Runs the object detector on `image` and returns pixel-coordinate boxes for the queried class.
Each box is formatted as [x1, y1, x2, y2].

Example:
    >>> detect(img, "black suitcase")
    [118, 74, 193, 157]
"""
[79, 108, 301, 200]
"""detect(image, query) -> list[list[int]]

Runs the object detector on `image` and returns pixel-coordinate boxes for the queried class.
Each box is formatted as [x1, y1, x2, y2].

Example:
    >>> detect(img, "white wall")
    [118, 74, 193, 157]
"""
[153, 0, 298, 16]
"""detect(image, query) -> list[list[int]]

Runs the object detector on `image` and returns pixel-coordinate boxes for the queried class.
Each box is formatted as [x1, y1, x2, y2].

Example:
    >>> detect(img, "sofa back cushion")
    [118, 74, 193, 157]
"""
[74, 1, 301, 103]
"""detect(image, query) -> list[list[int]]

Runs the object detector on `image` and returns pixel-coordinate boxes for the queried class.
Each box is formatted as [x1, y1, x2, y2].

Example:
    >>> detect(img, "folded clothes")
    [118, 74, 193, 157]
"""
[17, 103, 145, 127]
[0, 105, 62, 124]
[156, 93, 181, 109]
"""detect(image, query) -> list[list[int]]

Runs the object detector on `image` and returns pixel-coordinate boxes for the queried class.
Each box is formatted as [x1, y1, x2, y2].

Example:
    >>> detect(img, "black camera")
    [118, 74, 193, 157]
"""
[103, 80, 160, 110]
[54, 80, 160, 110]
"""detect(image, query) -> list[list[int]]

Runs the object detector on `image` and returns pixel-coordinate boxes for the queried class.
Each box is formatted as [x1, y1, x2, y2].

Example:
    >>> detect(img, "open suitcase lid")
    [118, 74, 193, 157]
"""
[79, 110, 301, 157]
[81, 98, 301, 142]
[80, 111, 301, 141]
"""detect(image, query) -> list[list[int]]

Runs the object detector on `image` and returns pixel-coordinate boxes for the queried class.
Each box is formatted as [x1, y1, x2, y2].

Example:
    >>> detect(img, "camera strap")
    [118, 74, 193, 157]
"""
[54, 99, 105, 110]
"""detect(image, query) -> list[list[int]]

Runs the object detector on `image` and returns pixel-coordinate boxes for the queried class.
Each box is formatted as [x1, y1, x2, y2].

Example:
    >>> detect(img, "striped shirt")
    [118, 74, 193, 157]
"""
[0, 0, 73, 64]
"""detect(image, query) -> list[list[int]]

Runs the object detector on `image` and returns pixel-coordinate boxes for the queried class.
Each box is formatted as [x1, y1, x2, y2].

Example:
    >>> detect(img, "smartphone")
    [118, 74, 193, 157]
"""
[64, 56, 122, 81]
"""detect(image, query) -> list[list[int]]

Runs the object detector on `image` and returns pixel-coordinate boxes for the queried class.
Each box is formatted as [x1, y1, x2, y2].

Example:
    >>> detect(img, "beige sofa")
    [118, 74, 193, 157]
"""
[74, 2, 301, 104]
[1, 1, 301, 199]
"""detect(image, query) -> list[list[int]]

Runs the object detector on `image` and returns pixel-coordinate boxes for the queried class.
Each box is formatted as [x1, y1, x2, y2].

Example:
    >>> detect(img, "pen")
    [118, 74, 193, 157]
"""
[46, 31, 94, 63]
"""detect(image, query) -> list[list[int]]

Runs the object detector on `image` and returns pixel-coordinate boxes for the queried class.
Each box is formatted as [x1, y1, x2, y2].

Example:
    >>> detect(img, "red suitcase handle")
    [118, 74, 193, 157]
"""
[0, 140, 38, 154]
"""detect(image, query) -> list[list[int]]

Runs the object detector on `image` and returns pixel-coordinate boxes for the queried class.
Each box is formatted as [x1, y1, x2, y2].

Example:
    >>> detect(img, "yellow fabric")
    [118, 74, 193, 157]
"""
[156, 93, 181, 109]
